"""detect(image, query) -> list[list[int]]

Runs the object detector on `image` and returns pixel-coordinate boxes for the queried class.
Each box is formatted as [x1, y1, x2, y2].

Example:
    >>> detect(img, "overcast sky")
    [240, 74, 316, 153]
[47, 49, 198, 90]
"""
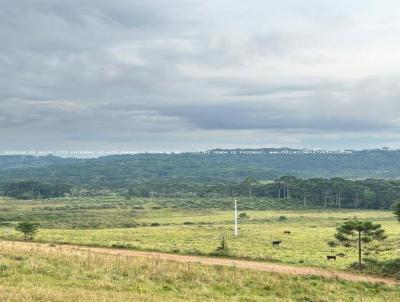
[1, 0, 400, 152]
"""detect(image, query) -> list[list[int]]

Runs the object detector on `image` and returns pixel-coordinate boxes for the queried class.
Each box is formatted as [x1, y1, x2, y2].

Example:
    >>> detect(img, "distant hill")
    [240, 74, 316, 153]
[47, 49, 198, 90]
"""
[0, 148, 399, 188]
[0, 155, 82, 171]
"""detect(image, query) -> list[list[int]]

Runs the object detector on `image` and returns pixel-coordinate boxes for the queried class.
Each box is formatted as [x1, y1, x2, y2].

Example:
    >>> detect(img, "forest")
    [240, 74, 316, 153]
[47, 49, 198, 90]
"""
[1, 176, 399, 210]
[1, 148, 400, 189]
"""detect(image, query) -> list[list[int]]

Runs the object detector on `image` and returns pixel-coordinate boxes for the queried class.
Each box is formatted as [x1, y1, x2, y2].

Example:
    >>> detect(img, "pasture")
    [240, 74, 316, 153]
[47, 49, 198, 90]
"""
[0, 196, 399, 271]
[1, 241, 399, 302]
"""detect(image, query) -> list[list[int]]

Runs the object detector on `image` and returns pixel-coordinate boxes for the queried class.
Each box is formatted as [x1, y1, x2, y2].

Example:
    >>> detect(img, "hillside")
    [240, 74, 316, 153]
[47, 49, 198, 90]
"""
[0, 155, 81, 170]
[0, 148, 400, 188]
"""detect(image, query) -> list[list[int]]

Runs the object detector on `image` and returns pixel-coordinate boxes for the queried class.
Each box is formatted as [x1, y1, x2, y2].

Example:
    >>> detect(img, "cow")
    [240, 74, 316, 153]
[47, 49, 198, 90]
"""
[272, 240, 282, 246]
[283, 230, 291, 235]
[326, 255, 337, 261]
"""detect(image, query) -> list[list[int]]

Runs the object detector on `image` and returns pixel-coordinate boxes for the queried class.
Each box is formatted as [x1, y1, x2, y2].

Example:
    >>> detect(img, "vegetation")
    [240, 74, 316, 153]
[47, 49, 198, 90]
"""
[361, 258, 400, 279]
[0, 196, 399, 273]
[2, 148, 400, 190]
[333, 221, 387, 266]
[238, 212, 250, 219]
[0, 193, 398, 300]
[212, 236, 230, 256]
[0, 242, 398, 302]
[2, 181, 71, 199]
[394, 202, 400, 222]
[3, 177, 400, 210]
[15, 221, 39, 240]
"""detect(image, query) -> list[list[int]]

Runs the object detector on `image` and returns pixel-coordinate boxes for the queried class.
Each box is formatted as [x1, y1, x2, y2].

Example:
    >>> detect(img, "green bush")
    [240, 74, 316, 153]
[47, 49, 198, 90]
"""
[380, 258, 400, 279]
[211, 236, 229, 256]
[15, 221, 39, 240]
[238, 212, 250, 219]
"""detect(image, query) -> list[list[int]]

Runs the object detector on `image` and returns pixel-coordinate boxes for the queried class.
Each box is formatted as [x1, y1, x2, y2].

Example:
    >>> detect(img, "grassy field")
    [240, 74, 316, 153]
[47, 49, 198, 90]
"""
[0, 196, 399, 271]
[0, 241, 399, 302]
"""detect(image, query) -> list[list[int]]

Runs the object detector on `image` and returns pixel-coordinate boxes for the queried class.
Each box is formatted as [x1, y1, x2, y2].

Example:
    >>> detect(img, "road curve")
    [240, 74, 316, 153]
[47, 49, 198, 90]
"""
[3, 241, 399, 286]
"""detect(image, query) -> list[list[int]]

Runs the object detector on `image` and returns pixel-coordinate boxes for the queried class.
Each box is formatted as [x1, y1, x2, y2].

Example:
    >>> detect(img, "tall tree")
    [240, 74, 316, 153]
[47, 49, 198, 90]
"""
[334, 220, 386, 266]
[241, 176, 258, 197]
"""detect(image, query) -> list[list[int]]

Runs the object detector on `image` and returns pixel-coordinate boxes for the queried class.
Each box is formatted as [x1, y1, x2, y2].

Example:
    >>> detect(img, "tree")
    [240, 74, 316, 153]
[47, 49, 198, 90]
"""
[394, 202, 400, 222]
[15, 221, 39, 240]
[334, 220, 386, 266]
[241, 176, 258, 197]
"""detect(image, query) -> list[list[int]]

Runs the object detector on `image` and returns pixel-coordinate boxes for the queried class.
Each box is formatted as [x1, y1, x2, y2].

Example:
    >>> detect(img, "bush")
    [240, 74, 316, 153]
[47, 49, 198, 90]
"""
[211, 236, 230, 256]
[183, 221, 194, 225]
[150, 223, 160, 227]
[327, 240, 338, 248]
[278, 216, 287, 221]
[111, 243, 134, 249]
[15, 221, 39, 240]
[122, 222, 137, 228]
[238, 212, 250, 219]
[381, 258, 400, 278]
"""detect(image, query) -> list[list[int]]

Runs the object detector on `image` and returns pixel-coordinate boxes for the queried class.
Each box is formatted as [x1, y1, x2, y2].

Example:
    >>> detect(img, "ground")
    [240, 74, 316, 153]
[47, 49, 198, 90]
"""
[0, 196, 398, 270]
[0, 196, 399, 301]
[0, 241, 399, 302]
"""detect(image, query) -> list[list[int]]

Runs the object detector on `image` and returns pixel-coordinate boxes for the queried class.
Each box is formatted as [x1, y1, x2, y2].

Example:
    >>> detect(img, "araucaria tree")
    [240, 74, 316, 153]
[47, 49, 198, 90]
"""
[15, 221, 39, 240]
[334, 220, 386, 266]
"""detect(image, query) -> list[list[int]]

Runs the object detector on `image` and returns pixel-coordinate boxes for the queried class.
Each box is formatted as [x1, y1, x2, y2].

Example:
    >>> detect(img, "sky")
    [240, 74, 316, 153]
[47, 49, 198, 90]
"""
[1, 0, 400, 152]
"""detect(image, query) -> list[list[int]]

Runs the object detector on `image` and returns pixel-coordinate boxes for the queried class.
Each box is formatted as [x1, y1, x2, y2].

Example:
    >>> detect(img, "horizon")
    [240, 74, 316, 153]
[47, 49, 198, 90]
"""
[0, 146, 396, 159]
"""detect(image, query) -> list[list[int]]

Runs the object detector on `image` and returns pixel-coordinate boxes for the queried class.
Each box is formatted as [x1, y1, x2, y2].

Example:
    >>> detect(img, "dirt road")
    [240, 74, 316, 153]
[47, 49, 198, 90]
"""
[4, 241, 399, 286]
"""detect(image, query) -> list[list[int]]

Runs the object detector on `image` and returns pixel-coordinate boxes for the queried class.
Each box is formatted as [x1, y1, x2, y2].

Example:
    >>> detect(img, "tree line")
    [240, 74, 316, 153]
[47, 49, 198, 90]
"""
[2, 176, 400, 209]
[124, 176, 400, 209]
[0, 180, 72, 199]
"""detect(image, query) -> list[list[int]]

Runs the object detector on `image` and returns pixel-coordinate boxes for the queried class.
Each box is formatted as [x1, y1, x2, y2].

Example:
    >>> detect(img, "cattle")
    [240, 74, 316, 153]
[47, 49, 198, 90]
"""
[272, 240, 282, 246]
[326, 255, 337, 261]
[283, 230, 291, 235]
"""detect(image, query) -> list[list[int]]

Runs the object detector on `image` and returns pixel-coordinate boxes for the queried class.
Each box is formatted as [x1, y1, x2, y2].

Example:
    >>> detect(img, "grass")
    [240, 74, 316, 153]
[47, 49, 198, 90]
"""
[0, 196, 306, 229]
[0, 196, 399, 271]
[0, 241, 399, 302]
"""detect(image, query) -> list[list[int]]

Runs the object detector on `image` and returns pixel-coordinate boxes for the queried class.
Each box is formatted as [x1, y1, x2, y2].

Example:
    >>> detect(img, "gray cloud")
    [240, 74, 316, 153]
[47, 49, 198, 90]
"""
[1, 0, 400, 151]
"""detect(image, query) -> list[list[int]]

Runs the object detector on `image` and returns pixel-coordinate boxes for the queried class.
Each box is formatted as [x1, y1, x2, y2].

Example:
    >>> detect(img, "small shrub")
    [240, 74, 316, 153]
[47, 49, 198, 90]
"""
[238, 212, 250, 219]
[111, 243, 134, 249]
[327, 240, 338, 248]
[212, 236, 230, 256]
[0, 264, 9, 277]
[183, 221, 194, 225]
[122, 222, 137, 228]
[381, 258, 400, 279]
[150, 223, 160, 227]
[15, 221, 39, 240]
[278, 216, 287, 221]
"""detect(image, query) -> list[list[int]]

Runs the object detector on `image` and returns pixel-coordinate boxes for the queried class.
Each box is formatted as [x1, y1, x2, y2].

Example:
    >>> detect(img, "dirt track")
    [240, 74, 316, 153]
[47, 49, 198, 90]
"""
[4, 241, 399, 286]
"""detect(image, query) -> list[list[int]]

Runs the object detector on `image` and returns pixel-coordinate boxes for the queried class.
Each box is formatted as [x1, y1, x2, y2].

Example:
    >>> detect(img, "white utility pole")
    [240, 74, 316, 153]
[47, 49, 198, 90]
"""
[234, 198, 238, 237]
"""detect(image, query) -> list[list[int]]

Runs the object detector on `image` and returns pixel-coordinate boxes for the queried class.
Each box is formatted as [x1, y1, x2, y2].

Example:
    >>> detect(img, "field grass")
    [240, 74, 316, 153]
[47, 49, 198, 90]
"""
[0, 196, 399, 271]
[0, 241, 399, 302]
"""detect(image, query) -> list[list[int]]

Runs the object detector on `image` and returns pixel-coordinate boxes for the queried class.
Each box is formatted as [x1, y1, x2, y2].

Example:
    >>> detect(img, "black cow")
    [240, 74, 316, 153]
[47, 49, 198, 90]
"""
[326, 255, 337, 261]
[283, 230, 291, 235]
[272, 240, 282, 246]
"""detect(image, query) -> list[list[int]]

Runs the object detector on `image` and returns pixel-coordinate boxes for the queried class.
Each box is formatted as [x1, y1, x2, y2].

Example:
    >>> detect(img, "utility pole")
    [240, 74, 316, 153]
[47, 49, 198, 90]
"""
[234, 198, 238, 237]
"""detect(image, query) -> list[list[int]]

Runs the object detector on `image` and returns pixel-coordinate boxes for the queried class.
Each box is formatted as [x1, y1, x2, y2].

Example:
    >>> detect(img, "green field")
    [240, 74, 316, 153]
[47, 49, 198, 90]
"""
[0, 196, 399, 271]
[1, 241, 399, 302]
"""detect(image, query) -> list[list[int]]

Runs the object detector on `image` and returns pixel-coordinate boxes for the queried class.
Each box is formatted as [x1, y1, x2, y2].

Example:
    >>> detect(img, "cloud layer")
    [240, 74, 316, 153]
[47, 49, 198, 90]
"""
[1, 0, 400, 151]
